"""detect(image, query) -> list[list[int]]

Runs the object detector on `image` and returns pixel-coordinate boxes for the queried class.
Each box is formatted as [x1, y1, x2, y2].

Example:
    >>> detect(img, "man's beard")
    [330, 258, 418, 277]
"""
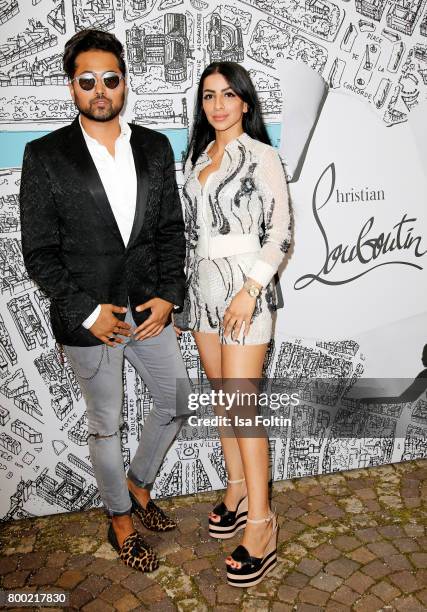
[77, 95, 124, 122]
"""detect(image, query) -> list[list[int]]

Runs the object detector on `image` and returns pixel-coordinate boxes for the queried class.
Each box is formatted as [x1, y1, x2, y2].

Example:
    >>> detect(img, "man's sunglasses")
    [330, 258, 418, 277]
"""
[71, 71, 124, 91]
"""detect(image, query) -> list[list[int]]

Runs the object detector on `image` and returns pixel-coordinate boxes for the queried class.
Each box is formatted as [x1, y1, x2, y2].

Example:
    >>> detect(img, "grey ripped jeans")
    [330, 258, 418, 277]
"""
[64, 309, 191, 517]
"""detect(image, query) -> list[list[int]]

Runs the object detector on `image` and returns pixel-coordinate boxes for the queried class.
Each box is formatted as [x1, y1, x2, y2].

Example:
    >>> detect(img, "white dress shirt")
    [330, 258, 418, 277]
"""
[79, 115, 137, 329]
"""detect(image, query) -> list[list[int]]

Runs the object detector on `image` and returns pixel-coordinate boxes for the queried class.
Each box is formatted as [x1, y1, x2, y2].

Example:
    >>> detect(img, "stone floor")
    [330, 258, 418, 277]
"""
[1, 458, 426, 612]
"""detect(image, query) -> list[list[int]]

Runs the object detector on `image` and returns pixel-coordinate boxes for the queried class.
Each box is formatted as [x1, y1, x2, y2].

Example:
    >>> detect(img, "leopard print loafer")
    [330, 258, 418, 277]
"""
[129, 490, 177, 531]
[107, 523, 159, 572]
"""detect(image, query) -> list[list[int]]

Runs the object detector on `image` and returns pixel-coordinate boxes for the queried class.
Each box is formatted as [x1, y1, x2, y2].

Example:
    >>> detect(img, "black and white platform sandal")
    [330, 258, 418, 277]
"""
[208, 478, 248, 539]
[226, 512, 278, 587]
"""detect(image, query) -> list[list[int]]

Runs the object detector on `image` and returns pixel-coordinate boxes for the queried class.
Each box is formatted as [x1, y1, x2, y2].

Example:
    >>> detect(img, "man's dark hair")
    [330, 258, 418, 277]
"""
[63, 29, 126, 79]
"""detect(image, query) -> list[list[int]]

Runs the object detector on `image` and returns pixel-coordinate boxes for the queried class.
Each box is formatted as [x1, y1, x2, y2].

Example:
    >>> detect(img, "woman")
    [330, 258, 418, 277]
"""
[177, 61, 292, 587]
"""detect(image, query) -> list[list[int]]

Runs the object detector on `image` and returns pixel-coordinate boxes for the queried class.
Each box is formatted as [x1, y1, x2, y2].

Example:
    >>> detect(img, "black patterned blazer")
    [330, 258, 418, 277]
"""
[19, 116, 185, 347]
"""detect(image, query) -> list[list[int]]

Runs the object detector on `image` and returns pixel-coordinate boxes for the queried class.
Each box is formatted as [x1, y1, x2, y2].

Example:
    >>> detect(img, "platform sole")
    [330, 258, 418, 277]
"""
[208, 513, 248, 539]
[226, 551, 277, 588]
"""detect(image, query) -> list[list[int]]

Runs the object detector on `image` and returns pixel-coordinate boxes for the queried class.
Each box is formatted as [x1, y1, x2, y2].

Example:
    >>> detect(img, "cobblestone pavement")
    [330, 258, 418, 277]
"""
[1, 458, 426, 611]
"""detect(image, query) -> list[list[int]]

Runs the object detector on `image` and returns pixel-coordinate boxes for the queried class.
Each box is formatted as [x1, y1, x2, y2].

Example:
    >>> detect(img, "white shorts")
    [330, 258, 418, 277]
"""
[187, 252, 277, 346]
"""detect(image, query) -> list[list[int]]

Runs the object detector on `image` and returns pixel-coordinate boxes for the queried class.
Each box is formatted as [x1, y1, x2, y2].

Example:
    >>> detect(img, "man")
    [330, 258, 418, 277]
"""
[20, 29, 190, 572]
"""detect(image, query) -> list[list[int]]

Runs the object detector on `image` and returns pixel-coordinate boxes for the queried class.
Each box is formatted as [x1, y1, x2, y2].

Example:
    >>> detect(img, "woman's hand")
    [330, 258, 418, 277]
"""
[223, 288, 258, 341]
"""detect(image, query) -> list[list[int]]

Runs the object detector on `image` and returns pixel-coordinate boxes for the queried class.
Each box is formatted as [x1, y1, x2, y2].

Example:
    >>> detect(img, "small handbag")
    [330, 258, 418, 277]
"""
[172, 292, 191, 332]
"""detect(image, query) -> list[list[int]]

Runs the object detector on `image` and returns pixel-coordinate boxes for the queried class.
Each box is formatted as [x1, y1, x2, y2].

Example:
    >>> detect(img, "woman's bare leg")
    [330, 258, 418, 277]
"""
[193, 331, 247, 515]
[221, 343, 273, 567]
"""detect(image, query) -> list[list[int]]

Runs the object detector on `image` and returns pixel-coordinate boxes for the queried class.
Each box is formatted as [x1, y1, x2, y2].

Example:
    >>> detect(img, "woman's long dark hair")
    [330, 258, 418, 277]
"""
[186, 62, 271, 166]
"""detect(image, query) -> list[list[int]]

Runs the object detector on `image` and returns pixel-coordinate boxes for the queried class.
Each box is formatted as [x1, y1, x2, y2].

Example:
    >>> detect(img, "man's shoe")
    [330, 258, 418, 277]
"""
[129, 489, 177, 531]
[107, 523, 159, 572]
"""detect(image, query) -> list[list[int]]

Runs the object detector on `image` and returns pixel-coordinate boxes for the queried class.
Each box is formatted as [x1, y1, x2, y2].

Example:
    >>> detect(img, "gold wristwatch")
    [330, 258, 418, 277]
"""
[243, 280, 261, 298]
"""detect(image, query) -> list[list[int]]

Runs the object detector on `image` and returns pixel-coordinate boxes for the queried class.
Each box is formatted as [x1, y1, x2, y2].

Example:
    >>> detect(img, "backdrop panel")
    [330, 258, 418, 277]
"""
[0, 0, 426, 520]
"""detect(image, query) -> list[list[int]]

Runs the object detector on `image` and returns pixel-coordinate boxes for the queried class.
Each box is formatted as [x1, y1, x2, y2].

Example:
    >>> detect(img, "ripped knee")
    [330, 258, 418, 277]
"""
[159, 414, 178, 427]
[88, 431, 119, 440]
